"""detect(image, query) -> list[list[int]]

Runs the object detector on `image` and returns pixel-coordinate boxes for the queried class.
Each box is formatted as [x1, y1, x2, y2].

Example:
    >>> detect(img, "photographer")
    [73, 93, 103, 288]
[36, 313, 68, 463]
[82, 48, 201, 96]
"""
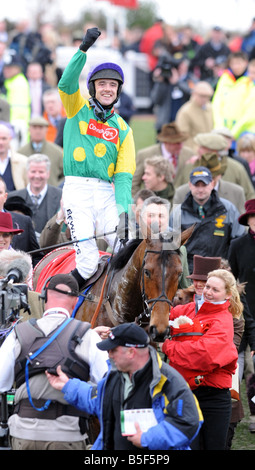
[0, 273, 108, 450]
[151, 52, 197, 133]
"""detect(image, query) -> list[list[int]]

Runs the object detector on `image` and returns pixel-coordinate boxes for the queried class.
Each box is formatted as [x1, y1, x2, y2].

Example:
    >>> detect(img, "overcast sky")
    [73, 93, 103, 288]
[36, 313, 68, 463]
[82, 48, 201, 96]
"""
[1, 0, 254, 32]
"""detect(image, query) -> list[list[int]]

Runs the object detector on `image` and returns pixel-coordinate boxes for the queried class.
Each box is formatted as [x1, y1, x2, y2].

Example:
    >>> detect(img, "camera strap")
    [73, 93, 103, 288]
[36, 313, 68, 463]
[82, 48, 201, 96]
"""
[25, 317, 73, 411]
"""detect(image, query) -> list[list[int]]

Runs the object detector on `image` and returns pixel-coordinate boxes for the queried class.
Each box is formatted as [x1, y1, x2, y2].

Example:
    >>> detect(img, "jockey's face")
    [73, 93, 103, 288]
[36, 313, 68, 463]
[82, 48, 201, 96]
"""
[94, 79, 118, 107]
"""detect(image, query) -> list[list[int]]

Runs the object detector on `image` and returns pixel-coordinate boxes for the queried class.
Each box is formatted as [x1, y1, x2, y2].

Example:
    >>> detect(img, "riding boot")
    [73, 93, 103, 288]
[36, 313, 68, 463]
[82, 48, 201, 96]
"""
[71, 268, 86, 289]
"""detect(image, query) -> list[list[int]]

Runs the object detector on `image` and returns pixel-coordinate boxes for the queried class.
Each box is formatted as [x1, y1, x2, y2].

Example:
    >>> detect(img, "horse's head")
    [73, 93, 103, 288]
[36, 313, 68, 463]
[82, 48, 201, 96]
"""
[172, 285, 196, 307]
[138, 225, 194, 342]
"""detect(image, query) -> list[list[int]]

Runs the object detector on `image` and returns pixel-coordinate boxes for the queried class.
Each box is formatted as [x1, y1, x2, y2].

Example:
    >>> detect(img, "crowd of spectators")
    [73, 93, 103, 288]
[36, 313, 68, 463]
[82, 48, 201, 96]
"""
[0, 12, 255, 451]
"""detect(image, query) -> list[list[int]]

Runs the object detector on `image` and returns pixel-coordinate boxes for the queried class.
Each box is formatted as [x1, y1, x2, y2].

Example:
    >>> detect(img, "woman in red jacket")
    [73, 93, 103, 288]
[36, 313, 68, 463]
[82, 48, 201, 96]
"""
[162, 269, 243, 450]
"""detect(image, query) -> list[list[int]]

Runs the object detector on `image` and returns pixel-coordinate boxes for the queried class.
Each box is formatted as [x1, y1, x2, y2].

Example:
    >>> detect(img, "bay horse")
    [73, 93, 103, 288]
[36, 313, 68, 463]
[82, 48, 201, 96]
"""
[33, 226, 194, 342]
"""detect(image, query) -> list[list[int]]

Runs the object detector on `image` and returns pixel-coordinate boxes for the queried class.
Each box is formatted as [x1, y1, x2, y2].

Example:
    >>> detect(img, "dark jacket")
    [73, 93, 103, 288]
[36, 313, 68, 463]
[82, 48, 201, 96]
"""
[8, 210, 42, 266]
[8, 186, 62, 236]
[228, 232, 255, 351]
[170, 189, 245, 272]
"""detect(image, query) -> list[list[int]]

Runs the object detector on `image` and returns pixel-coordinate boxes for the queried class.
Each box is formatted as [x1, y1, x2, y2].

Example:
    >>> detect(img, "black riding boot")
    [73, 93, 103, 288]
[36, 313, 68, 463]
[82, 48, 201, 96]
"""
[71, 268, 86, 289]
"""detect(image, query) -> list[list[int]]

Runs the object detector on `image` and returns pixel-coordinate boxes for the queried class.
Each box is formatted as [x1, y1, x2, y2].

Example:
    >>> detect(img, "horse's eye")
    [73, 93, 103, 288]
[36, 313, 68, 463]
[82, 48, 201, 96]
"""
[144, 269, 151, 278]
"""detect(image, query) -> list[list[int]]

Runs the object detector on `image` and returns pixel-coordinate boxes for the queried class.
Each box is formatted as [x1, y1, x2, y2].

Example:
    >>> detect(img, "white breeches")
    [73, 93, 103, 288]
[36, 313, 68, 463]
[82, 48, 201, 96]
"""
[63, 176, 120, 279]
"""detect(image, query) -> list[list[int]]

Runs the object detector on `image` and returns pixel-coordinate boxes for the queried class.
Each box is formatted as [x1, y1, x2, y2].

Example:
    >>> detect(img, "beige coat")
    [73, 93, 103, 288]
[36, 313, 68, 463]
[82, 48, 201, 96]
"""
[9, 148, 29, 190]
[175, 100, 214, 152]
[18, 140, 64, 187]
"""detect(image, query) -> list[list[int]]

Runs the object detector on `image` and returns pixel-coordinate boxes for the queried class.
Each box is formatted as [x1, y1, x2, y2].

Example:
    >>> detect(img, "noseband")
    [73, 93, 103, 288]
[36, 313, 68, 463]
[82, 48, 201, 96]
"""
[136, 248, 173, 327]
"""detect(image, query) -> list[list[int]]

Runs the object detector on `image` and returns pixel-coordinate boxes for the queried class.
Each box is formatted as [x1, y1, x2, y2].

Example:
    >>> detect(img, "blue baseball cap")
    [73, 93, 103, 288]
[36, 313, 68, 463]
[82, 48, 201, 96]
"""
[189, 166, 213, 185]
[97, 323, 149, 351]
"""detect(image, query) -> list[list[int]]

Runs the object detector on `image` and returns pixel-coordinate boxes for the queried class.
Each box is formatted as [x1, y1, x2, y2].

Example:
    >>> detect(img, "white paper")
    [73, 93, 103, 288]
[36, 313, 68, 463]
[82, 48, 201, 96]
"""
[121, 408, 157, 436]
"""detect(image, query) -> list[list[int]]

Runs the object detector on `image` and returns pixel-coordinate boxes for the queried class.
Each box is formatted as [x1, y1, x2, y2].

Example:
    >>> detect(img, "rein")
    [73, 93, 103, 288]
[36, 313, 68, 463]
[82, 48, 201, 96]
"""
[89, 236, 120, 328]
[137, 248, 173, 327]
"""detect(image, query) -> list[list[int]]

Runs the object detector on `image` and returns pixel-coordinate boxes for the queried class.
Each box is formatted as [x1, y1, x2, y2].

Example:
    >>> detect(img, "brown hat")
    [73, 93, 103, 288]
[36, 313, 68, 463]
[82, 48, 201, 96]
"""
[238, 199, 255, 226]
[198, 152, 226, 177]
[194, 133, 227, 150]
[187, 255, 221, 280]
[157, 122, 188, 143]
[29, 116, 49, 127]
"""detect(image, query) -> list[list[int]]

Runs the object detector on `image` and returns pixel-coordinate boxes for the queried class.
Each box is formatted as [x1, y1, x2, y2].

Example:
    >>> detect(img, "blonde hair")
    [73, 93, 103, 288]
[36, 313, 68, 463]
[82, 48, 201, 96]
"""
[207, 269, 243, 318]
[237, 133, 255, 154]
[144, 156, 173, 183]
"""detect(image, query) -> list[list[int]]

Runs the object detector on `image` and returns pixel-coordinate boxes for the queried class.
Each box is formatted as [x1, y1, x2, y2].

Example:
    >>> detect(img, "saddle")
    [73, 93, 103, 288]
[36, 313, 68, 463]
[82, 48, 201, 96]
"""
[81, 254, 111, 290]
[34, 248, 110, 293]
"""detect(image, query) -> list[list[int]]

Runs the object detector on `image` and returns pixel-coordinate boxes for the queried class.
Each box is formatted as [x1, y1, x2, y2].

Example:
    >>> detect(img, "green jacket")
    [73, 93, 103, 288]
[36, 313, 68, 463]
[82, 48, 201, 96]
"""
[58, 49, 136, 214]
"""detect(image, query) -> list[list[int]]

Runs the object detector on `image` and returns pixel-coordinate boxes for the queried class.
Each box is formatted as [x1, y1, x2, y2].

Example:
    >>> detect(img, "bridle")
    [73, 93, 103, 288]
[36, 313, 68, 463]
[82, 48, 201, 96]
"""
[136, 248, 173, 327]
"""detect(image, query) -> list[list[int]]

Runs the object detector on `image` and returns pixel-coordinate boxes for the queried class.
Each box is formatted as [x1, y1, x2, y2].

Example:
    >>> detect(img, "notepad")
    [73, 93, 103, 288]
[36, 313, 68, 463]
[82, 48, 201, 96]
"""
[121, 408, 158, 436]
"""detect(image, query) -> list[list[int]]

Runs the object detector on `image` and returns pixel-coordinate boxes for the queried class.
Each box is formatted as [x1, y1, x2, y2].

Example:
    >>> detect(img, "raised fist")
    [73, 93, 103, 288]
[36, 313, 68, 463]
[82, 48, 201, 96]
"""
[79, 27, 101, 52]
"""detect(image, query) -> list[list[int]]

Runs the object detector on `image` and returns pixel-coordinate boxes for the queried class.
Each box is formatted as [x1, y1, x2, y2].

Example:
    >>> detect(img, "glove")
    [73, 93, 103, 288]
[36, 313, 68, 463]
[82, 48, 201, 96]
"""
[116, 212, 129, 243]
[79, 28, 101, 52]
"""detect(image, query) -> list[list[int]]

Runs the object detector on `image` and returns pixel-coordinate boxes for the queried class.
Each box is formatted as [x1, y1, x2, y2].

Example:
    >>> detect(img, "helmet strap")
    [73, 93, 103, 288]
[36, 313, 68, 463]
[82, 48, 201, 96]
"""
[89, 98, 115, 122]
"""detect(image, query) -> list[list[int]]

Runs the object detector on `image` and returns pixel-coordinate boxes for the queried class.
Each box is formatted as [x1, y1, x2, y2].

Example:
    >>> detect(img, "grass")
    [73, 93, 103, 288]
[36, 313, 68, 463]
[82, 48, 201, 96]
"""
[129, 113, 156, 152]
[232, 380, 255, 450]
[130, 113, 255, 451]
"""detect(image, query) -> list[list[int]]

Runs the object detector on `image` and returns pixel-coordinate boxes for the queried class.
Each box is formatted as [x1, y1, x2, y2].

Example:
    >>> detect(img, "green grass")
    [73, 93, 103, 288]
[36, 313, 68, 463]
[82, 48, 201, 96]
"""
[232, 380, 255, 450]
[130, 114, 255, 451]
[130, 114, 156, 152]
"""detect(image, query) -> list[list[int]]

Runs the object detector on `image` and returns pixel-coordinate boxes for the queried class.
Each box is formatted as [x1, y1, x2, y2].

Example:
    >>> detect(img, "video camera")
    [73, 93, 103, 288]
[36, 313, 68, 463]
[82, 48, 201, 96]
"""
[156, 52, 183, 80]
[0, 260, 31, 449]
[0, 267, 30, 341]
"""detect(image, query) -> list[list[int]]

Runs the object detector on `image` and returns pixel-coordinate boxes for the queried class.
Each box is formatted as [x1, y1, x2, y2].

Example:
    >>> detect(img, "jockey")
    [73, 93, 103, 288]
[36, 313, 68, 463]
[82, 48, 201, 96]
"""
[58, 27, 136, 289]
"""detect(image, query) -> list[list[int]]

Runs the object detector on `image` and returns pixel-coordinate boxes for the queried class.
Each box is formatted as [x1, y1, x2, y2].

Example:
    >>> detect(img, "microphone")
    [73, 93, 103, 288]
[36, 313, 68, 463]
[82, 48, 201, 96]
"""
[4, 258, 31, 284]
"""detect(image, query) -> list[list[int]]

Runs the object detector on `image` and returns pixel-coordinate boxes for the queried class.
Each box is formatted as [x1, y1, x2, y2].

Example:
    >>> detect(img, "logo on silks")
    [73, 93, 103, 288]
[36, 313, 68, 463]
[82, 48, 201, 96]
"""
[214, 214, 226, 236]
[87, 119, 119, 144]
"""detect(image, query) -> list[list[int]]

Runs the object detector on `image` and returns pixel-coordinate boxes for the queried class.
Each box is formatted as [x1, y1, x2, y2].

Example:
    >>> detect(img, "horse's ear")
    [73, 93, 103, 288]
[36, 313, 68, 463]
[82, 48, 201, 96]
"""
[181, 224, 196, 246]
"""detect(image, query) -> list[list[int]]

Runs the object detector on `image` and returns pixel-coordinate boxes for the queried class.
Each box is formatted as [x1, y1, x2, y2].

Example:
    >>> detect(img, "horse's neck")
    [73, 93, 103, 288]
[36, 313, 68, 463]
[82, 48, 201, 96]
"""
[112, 241, 145, 321]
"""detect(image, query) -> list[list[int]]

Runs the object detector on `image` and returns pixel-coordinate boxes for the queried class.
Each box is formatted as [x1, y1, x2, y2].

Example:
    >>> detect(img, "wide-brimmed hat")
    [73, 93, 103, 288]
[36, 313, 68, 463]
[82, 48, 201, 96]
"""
[238, 199, 255, 226]
[0, 212, 24, 234]
[5, 195, 33, 218]
[97, 323, 149, 351]
[194, 133, 227, 150]
[187, 255, 221, 280]
[198, 152, 226, 177]
[157, 123, 188, 143]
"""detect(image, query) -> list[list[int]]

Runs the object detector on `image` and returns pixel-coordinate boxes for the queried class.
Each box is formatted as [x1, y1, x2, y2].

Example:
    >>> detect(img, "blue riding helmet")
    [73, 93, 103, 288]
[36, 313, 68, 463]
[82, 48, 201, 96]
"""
[87, 62, 124, 99]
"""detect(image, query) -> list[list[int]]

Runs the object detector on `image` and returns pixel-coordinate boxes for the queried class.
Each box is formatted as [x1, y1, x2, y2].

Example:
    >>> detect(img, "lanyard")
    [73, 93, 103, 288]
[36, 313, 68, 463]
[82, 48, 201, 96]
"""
[25, 317, 72, 411]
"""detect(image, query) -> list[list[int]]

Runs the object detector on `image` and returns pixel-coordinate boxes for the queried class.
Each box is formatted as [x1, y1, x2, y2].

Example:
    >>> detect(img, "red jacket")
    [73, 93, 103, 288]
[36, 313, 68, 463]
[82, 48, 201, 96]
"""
[162, 300, 238, 390]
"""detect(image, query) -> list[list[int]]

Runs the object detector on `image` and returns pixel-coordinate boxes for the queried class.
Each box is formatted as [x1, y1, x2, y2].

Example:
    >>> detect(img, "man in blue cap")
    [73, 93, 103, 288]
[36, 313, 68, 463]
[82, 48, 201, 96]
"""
[46, 322, 203, 451]
[169, 166, 245, 273]
[58, 27, 136, 289]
